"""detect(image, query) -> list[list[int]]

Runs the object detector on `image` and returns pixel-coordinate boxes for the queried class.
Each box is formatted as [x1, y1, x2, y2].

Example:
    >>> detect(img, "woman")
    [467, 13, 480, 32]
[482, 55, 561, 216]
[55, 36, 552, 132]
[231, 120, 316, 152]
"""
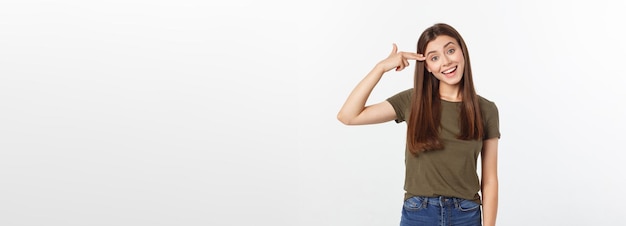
[337, 23, 500, 226]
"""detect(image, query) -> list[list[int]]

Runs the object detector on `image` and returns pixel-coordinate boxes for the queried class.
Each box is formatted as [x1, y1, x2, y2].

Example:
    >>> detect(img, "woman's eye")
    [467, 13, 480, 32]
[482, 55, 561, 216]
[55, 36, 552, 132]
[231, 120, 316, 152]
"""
[431, 56, 438, 61]
[447, 48, 455, 54]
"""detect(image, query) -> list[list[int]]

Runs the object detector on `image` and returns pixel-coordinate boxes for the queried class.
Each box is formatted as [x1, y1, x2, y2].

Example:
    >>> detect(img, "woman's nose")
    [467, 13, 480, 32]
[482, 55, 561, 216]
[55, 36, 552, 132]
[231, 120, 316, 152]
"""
[440, 56, 449, 66]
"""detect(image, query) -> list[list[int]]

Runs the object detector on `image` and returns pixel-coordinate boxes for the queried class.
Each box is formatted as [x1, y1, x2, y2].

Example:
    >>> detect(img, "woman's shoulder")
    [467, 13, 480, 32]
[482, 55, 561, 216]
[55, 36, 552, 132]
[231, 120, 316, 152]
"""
[477, 95, 495, 104]
[477, 95, 498, 113]
[387, 88, 413, 101]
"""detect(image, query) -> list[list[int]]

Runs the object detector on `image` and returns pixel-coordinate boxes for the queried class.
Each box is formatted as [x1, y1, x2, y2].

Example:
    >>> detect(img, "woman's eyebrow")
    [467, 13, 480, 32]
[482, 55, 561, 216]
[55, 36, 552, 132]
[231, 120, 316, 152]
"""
[426, 42, 456, 56]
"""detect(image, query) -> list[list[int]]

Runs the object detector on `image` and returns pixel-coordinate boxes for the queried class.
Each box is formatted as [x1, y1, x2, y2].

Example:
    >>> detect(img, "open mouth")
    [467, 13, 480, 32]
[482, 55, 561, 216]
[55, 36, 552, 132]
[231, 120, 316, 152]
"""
[442, 66, 457, 75]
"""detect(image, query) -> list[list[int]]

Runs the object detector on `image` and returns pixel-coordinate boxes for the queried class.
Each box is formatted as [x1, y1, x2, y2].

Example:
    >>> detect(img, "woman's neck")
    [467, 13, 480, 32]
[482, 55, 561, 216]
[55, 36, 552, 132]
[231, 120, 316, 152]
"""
[439, 82, 462, 102]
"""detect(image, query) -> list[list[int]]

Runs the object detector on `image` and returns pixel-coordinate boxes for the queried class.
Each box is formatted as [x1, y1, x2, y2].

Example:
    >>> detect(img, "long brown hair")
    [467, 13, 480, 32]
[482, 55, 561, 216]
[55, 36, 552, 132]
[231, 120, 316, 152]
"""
[406, 23, 484, 156]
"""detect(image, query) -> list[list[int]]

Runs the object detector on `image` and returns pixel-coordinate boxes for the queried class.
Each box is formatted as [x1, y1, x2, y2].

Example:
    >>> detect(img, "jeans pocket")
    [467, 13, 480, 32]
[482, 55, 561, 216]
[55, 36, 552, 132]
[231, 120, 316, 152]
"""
[457, 199, 480, 212]
[403, 196, 426, 211]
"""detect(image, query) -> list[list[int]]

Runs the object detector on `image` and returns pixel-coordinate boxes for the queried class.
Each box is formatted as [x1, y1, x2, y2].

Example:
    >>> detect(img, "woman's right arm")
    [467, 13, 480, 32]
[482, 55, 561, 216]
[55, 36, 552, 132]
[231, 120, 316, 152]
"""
[337, 44, 424, 125]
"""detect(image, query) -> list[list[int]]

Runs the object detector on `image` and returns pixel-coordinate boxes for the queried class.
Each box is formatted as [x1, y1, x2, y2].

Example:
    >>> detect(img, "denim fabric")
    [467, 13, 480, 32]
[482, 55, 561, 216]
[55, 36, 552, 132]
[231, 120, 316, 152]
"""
[400, 196, 481, 226]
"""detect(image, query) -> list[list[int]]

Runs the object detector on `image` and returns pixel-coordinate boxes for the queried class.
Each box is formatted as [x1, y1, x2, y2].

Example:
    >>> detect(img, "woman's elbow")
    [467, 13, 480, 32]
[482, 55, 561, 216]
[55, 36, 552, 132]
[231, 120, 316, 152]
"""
[336, 112, 354, 125]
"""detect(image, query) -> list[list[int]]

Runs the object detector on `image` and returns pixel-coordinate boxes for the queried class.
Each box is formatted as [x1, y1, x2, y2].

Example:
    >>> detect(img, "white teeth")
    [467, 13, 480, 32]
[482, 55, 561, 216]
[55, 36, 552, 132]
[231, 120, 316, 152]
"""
[443, 66, 456, 74]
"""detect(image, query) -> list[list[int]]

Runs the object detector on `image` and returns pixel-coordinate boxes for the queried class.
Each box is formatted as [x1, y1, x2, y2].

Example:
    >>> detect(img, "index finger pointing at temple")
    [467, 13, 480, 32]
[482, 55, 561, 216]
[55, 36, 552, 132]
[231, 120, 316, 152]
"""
[401, 52, 426, 61]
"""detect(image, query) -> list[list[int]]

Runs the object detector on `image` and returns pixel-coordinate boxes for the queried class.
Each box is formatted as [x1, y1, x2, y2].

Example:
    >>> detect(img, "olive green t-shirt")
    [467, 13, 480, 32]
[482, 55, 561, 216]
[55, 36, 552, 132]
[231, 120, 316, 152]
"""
[386, 88, 500, 203]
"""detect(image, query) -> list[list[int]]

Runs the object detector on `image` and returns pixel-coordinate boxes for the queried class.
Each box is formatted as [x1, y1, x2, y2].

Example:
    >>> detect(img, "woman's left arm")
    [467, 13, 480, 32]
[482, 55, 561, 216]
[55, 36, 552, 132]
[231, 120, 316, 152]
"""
[481, 138, 499, 226]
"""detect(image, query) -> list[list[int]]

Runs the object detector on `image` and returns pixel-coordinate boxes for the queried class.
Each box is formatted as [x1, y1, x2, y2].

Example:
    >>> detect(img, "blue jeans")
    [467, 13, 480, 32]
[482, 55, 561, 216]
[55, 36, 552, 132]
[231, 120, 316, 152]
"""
[400, 196, 481, 226]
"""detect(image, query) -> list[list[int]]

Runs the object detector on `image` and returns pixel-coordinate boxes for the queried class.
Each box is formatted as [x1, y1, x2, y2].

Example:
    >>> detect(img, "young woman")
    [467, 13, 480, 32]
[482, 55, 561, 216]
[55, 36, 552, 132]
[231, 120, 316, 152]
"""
[337, 23, 500, 226]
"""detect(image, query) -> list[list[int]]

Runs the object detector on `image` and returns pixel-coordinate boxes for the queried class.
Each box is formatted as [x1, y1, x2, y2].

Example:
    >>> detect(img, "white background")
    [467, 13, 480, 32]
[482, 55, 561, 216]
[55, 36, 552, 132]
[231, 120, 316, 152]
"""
[1, 0, 625, 225]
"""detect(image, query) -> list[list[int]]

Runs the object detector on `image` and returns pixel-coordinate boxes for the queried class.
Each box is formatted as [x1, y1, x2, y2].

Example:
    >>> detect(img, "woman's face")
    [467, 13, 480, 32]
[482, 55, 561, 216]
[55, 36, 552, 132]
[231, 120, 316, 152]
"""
[424, 35, 465, 87]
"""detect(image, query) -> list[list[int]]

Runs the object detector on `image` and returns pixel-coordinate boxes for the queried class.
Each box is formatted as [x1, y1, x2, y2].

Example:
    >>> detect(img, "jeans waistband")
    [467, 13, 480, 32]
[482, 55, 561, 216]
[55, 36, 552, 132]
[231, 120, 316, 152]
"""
[417, 196, 467, 207]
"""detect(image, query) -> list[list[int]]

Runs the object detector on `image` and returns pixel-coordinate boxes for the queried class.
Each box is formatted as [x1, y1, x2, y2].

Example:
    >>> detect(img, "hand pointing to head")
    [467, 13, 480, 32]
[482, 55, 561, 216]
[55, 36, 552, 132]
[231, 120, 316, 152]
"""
[378, 43, 426, 72]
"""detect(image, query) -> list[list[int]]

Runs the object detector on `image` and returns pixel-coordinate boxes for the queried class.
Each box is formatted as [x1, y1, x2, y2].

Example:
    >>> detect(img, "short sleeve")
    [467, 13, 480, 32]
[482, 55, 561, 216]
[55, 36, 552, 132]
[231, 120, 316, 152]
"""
[386, 88, 413, 123]
[479, 97, 501, 140]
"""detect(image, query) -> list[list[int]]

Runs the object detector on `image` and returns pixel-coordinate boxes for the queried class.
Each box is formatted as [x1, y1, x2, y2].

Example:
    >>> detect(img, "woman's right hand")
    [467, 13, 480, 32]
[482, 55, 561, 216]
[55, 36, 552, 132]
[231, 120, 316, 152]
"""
[337, 43, 426, 125]
[377, 43, 426, 72]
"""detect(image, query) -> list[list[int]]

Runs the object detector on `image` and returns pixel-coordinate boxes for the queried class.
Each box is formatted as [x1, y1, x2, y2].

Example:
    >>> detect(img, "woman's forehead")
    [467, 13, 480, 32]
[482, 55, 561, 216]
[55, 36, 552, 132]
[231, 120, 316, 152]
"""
[425, 35, 458, 53]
